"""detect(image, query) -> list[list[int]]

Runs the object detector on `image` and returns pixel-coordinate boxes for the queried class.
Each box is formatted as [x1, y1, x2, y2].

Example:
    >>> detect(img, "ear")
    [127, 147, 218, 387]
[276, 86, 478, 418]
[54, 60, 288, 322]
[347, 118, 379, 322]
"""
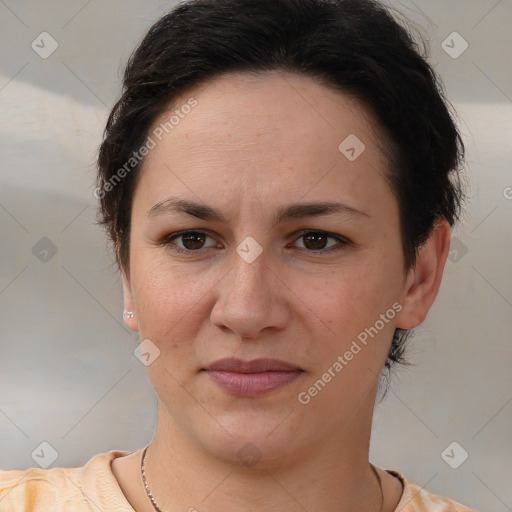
[395, 218, 451, 330]
[121, 269, 139, 332]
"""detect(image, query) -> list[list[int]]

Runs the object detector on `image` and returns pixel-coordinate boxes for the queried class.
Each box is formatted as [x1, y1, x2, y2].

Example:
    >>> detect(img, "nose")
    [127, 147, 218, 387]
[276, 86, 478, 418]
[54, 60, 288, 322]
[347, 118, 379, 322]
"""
[210, 245, 290, 340]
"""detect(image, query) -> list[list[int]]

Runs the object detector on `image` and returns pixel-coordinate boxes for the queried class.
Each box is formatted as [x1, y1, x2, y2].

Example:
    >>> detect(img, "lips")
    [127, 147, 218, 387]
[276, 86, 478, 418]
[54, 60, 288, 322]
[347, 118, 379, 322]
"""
[204, 358, 301, 373]
[202, 358, 303, 397]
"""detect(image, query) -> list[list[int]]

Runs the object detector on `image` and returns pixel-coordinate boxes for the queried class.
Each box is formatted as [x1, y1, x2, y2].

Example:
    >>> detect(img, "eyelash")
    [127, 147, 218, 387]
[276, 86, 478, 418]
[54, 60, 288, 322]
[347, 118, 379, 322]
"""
[162, 230, 351, 255]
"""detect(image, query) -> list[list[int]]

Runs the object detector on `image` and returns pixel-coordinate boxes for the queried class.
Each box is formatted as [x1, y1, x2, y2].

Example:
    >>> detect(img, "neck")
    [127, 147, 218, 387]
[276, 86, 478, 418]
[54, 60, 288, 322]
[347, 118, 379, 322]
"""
[142, 389, 382, 512]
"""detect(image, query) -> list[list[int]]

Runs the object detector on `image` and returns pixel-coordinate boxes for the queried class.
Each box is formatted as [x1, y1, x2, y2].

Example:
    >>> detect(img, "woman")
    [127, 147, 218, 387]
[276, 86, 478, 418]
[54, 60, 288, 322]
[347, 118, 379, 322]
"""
[0, 0, 475, 510]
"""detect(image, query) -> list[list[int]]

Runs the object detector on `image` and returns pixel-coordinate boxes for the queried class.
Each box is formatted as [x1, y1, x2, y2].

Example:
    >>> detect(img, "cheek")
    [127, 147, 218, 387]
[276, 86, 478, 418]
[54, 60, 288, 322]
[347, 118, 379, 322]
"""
[130, 260, 212, 396]
[296, 271, 398, 408]
[305, 261, 401, 365]
[313, 267, 385, 331]
[130, 256, 213, 345]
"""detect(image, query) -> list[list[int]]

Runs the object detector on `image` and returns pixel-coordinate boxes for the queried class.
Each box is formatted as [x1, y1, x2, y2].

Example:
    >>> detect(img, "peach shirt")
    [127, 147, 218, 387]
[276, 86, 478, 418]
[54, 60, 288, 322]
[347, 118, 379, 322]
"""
[0, 450, 476, 511]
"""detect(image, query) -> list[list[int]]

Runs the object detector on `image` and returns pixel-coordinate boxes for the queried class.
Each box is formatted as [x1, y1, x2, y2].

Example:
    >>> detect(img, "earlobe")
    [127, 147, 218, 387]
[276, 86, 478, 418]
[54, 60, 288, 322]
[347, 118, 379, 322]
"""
[395, 219, 451, 330]
[121, 270, 139, 332]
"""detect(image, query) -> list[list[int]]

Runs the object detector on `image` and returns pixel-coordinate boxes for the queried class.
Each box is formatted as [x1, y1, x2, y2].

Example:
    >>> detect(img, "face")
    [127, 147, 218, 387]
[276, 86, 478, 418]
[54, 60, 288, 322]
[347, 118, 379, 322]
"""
[122, 71, 419, 466]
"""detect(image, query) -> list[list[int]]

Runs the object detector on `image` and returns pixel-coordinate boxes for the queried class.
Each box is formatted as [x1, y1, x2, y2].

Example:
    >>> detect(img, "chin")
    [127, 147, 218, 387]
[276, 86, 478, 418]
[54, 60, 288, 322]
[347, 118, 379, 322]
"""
[192, 410, 306, 468]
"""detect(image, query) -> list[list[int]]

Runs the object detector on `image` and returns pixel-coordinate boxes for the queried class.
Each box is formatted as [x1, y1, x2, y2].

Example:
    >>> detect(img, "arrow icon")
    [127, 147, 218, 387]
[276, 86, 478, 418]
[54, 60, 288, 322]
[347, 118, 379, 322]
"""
[31, 32, 59, 59]
[237, 442, 262, 466]
[236, 237, 263, 263]
[441, 441, 468, 469]
[32, 237, 58, 262]
[31, 441, 58, 468]
[339, 134, 365, 161]
[134, 339, 160, 366]
[441, 32, 468, 59]
[448, 237, 467, 262]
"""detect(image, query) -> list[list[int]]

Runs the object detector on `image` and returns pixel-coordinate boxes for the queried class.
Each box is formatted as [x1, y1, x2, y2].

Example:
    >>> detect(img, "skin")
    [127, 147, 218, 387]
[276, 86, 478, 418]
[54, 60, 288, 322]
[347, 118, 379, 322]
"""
[111, 71, 451, 512]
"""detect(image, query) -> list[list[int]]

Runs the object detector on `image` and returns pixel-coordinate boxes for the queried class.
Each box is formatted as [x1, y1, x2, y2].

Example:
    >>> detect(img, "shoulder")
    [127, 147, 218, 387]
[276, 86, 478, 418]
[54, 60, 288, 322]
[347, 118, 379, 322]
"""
[0, 464, 85, 510]
[388, 470, 477, 512]
[0, 450, 133, 511]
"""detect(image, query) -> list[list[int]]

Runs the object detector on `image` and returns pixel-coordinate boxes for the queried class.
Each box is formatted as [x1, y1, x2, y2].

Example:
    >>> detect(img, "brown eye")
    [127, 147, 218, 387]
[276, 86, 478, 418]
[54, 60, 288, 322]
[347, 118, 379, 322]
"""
[166, 231, 219, 253]
[180, 232, 207, 250]
[292, 230, 349, 253]
[302, 232, 328, 250]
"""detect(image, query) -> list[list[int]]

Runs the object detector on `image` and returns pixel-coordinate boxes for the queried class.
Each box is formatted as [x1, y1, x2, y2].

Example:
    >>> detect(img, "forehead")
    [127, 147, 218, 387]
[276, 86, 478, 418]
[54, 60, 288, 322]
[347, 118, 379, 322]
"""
[152, 70, 382, 149]
[135, 71, 394, 217]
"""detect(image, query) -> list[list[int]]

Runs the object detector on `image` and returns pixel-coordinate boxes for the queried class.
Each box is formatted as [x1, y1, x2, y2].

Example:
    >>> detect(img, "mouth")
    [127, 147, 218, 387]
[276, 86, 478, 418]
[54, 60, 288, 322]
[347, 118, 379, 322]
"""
[201, 358, 304, 397]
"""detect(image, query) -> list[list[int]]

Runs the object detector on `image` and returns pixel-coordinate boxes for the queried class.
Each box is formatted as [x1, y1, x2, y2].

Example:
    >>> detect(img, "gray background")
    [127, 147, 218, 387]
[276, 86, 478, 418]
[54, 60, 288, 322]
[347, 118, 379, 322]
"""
[0, 1, 511, 511]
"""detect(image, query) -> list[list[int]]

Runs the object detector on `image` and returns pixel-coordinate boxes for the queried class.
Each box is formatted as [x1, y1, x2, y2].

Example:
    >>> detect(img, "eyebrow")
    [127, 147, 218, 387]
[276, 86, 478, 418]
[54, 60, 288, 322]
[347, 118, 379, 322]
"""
[146, 197, 369, 225]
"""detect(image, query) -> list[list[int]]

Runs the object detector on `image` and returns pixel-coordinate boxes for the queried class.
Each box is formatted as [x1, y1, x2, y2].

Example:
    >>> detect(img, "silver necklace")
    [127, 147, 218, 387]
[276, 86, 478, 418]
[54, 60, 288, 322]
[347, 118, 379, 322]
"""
[141, 445, 164, 512]
[140, 445, 384, 512]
